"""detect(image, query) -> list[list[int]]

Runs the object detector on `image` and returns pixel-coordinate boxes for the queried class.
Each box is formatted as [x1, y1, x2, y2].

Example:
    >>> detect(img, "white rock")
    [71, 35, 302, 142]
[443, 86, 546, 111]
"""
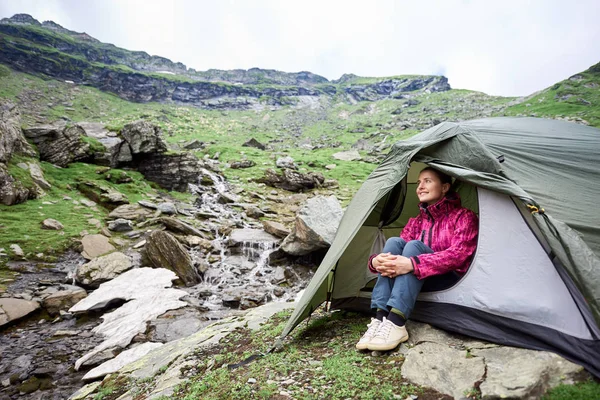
[83, 342, 164, 381]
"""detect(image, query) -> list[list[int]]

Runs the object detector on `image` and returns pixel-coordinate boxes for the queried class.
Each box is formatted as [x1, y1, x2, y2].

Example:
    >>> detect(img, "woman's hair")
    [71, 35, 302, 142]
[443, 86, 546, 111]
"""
[420, 167, 453, 186]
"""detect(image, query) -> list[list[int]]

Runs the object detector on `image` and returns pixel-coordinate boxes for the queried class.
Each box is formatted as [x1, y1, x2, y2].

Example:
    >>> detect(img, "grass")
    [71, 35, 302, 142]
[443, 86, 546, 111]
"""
[543, 380, 600, 400]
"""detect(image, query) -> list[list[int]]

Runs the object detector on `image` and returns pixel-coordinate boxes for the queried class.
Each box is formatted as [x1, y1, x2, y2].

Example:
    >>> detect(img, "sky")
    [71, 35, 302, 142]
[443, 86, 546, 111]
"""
[1, 0, 599, 97]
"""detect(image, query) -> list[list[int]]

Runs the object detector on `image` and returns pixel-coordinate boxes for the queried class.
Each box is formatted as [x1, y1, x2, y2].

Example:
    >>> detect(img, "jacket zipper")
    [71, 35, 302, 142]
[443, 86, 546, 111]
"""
[426, 209, 435, 247]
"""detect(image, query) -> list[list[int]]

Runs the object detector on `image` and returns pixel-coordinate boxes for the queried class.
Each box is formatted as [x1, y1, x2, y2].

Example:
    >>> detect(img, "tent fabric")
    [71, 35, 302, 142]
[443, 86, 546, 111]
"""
[278, 117, 600, 376]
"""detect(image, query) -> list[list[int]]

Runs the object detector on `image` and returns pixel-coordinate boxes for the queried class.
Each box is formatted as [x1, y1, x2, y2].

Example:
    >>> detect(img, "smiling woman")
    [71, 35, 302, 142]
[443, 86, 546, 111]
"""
[356, 167, 479, 352]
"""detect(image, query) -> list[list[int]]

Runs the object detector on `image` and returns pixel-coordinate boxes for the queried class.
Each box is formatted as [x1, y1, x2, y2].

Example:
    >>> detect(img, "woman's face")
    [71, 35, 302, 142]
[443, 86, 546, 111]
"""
[416, 170, 450, 205]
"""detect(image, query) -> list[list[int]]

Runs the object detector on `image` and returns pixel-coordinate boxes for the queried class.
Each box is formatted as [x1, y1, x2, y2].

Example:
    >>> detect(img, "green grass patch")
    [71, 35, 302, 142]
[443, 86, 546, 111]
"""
[542, 380, 600, 400]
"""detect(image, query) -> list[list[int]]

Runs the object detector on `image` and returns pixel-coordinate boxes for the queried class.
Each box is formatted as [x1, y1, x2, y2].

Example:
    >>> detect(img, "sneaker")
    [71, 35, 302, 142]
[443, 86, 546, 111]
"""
[367, 317, 409, 351]
[355, 318, 382, 350]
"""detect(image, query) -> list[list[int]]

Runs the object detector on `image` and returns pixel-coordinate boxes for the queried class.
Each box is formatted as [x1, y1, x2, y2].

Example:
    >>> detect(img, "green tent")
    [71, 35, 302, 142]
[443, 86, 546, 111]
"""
[279, 117, 600, 376]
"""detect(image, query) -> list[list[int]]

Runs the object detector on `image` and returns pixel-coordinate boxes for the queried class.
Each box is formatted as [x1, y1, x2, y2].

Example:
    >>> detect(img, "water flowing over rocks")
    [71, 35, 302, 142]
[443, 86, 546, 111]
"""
[281, 195, 343, 255]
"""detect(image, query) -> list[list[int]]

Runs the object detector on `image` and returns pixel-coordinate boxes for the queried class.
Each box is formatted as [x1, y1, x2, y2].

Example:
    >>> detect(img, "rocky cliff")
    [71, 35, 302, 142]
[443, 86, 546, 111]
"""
[0, 14, 451, 110]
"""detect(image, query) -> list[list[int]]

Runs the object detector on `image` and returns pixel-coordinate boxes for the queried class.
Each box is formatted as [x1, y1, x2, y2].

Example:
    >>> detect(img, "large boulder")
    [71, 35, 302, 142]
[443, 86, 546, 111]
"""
[143, 230, 200, 285]
[22, 123, 90, 167]
[256, 168, 325, 192]
[108, 204, 154, 221]
[77, 181, 129, 209]
[0, 101, 35, 164]
[120, 120, 167, 155]
[0, 298, 40, 327]
[77, 122, 132, 167]
[0, 102, 37, 205]
[136, 152, 204, 192]
[75, 252, 133, 287]
[281, 195, 343, 255]
[400, 321, 585, 399]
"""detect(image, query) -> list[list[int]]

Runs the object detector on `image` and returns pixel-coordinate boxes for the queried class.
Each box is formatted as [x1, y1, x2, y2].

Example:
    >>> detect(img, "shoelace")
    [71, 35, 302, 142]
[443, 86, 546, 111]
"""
[373, 320, 393, 339]
[362, 319, 380, 338]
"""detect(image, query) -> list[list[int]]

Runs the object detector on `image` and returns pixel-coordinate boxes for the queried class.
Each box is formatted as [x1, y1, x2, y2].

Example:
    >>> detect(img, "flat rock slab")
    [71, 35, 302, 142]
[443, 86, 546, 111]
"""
[402, 341, 486, 399]
[0, 298, 41, 327]
[81, 234, 115, 260]
[332, 150, 361, 161]
[400, 321, 586, 399]
[69, 268, 188, 370]
[475, 346, 584, 398]
[83, 342, 164, 381]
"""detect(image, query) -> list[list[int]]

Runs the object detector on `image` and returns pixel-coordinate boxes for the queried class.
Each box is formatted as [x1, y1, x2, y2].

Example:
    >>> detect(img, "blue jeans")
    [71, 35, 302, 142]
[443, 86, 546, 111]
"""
[370, 237, 433, 319]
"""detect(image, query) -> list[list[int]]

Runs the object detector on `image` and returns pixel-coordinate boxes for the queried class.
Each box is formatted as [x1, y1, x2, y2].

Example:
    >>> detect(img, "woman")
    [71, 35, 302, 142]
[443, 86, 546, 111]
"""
[356, 167, 479, 351]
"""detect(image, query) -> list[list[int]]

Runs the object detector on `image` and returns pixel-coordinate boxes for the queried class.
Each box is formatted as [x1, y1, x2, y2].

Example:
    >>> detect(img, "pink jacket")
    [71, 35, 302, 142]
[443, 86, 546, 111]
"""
[369, 194, 479, 280]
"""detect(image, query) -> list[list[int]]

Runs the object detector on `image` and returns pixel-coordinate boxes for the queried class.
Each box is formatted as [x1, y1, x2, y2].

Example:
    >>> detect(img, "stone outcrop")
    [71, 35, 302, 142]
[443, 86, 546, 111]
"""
[0, 101, 37, 205]
[143, 230, 200, 285]
[75, 252, 133, 288]
[281, 195, 343, 255]
[22, 123, 90, 167]
[256, 168, 326, 192]
[121, 120, 167, 155]
[136, 152, 204, 192]
[0, 101, 35, 164]
[77, 181, 129, 209]
[107, 204, 154, 221]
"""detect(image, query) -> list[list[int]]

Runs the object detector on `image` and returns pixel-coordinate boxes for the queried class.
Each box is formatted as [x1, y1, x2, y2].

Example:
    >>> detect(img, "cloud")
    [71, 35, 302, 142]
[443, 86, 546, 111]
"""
[0, 0, 599, 96]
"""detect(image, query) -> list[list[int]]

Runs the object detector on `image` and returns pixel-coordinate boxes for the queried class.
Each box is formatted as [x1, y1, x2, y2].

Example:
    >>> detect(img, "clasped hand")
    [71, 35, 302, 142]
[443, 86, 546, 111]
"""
[373, 252, 414, 278]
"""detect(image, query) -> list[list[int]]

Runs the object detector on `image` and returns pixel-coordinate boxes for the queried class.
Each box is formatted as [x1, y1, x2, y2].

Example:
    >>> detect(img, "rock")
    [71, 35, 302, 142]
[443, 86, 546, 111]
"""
[0, 164, 35, 205]
[332, 150, 361, 161]
[27, 162, 51, 190]
[242, 138, 266, 150]
[184, 139, 205, 150]
[147, 308, 209, 342]
[120, 120, 167, 154]
[144, 230, 200, 285]
[159, 217, 207, 238]
[281, 195, 343, 255]
[222, 255, 255, 272]
[256, 168, 325, 192]
[42, 286, 87, 316]
[157, 202, 177, 215]
[245, 206, 265, 219]
[276, 156, 296, 169]
[76, 252, 133, 287]
[0, 101, 35, 164]
[401, 342, 486, 399]
[230, 160, 256, 169]
[83, 342, 164, 381]
[70, 268, 187, 370]
[41, 218, 64, 230]
[325, 164, 336, 170]
[22, 123, 90, 167]
[138, 200, 158, 209]
[262, 220, 291, 238]
[137, 152, 203, 192]
[80, 199, 97, 207]
[475, 346, 584, 399]
[77, 181, 129, 209]
[9, 244, 24, 258]
[7, 354, 34, 382]
[108, 218, 133, 232]
[108, 204, 153, 221]
[81, 234, 115, 259]
[0, 298, 40, 327]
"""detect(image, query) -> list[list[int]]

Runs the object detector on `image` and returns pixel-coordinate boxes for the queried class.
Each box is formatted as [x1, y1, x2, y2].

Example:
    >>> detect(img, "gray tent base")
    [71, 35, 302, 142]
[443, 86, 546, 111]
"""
[331, 297, 600, 378]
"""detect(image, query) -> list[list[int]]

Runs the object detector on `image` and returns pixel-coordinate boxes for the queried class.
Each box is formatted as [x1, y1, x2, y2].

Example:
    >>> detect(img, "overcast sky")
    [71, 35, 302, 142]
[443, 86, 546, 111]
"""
[1, 0, 599, 96]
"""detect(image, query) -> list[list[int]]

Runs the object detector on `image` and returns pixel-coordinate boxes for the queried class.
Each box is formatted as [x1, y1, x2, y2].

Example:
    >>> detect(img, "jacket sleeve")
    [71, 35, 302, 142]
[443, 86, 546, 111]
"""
[412, 209, 479, 280]
[367, 217, 421, 273]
